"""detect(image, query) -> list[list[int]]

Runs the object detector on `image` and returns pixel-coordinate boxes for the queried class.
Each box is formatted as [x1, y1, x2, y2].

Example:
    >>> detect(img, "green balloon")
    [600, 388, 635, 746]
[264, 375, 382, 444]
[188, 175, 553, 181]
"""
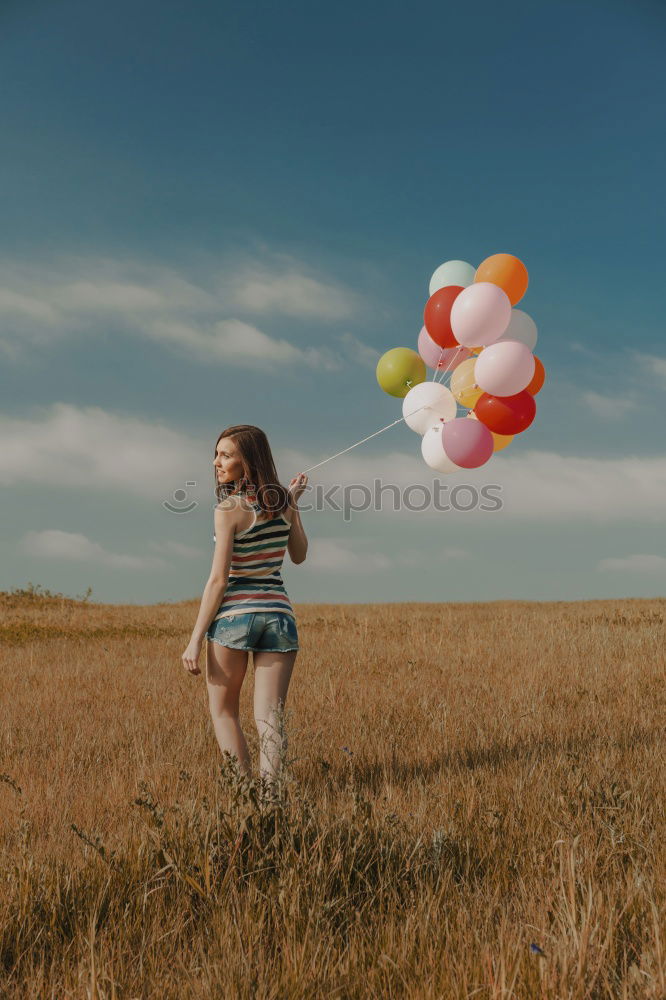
[376, 348, 427, 398]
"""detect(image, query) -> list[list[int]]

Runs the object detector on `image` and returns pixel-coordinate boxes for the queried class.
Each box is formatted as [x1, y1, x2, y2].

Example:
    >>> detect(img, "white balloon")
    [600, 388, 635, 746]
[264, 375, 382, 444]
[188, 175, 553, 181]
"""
[496, 308, 538, 350]
[449, 282, 512, 347]
[421, 424, 463, 473]
[429, 259, 476, 297]
[402, 382, 457, 435]
[474, 340, 535, 396]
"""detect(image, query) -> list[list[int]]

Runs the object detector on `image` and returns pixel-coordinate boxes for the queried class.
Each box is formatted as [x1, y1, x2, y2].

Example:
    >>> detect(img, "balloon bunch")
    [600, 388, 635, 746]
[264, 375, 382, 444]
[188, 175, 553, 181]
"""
[376, 254, 545, 473]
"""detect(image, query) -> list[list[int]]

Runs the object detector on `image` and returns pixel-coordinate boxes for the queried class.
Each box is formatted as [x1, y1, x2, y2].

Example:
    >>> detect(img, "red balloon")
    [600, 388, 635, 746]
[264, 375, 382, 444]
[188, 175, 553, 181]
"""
[474, 390, 536, 435]
[423, 285, 464, 348]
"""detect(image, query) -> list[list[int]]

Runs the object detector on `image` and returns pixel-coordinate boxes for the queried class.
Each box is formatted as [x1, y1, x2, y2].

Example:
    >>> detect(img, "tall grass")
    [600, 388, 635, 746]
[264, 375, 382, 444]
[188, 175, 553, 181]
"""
[0, 588, 664, 998]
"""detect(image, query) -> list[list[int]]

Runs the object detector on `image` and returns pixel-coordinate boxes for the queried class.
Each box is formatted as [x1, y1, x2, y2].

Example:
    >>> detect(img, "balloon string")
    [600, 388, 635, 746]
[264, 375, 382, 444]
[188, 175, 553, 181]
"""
[434, 344, 467, 385]
[300, 415, 411, 474]
[300, 348, 469, 476]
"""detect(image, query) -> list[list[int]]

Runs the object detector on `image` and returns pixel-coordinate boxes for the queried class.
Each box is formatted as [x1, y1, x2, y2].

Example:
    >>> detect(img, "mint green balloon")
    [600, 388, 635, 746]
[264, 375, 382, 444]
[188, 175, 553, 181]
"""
[429, 259, 476, 296]
[376, 348, 426, 398]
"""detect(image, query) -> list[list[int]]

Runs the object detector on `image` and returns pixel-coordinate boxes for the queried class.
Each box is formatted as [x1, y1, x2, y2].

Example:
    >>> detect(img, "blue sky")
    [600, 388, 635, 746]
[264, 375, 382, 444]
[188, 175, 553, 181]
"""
[1, 0, 665, 605]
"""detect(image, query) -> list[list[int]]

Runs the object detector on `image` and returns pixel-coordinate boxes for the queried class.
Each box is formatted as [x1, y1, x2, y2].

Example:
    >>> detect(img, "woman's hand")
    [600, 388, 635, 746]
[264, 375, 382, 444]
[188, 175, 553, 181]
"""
[288, 472, 309, 504]
[182, 637, 203, 676]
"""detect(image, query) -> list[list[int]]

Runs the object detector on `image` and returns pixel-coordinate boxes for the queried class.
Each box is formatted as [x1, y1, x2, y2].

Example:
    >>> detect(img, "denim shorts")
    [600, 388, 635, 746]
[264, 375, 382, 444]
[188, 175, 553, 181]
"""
[206, 611, 299, 653]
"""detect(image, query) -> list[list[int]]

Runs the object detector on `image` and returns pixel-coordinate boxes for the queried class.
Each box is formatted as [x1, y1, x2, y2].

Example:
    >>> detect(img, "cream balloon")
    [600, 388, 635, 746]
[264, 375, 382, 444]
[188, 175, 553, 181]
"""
[421, 424, 463, 473]
[429, 259, 476, 296]
[495, 308, 538, 350]
[402, 382, 457, 434]
[450, 356, 483, 408]
[474, 339, 535, 396]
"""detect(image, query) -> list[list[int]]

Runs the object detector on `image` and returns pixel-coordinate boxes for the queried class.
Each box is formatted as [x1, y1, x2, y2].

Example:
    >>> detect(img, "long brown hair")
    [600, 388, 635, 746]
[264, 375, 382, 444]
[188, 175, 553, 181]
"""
[214, 425, 290, 519]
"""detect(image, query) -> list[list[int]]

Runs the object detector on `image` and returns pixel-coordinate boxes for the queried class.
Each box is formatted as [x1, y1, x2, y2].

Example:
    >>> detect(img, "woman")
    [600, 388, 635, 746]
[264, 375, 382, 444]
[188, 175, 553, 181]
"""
[181, 424, 308, 791]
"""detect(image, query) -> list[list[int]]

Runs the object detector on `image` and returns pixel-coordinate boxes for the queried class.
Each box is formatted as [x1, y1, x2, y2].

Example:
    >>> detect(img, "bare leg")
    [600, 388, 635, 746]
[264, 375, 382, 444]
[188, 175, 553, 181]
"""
[253, 649, 297, 789]
[205, 640, 252, 776]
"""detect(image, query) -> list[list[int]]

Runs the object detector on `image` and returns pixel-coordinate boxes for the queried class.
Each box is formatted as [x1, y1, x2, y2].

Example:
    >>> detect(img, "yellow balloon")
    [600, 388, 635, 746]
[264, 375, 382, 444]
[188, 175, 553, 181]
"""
[376, 348, 426, 398]
[450, 357, 483, 408]
[470, 345, 483, 355]
[467, 411, 513, 451]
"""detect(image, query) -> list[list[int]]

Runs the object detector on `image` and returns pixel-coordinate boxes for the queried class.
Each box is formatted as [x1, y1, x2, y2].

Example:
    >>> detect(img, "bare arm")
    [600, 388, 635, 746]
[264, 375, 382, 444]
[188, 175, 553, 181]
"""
[189, 502, 237, 643]
[287, 503, 308, 564]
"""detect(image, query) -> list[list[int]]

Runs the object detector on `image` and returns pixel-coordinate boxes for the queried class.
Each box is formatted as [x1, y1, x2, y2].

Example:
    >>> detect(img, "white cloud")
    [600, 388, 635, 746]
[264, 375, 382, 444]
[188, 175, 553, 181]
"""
[442, 546, 469, 559]
[215, 319, 301, 362]
[212, 319, 341, 370]
[488, 449, 666, 522]
[147, 539, 203, 559]
[0, 252, 362, 369]
[52, 280, 168, 313]
[303, 537, 391, 573]
[0, 336, 22, 361]
[301, 540, 461, 571]
[226, 268, 360, 320]
[141, 316, 342, 370]
[338, 331, 380, 370]
[568, 341, 595, 355]
[277, 444, 666, 523]
[392, 550, 427, 568]
[21, 529, 166, 571]
[633, 351, 666, 387]
[0, 288, 61, 325]
[0, 402, 202, 499]
[4, 403, 665, 525]
[597, 554, 666, 573]
[581, 391, 637, 419]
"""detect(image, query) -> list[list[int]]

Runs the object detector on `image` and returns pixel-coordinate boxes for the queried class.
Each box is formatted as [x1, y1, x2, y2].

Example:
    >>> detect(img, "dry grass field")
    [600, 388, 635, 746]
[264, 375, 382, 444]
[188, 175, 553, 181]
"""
[0, 585, 664, 999]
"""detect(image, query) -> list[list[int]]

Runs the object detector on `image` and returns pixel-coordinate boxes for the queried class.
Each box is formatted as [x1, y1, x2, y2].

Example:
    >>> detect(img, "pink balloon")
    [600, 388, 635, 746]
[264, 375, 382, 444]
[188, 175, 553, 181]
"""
[441, 417, 494, 469]
[449, 282, 512, 347]
[417, 325, 471, 370]
[474, 339, 536, 396]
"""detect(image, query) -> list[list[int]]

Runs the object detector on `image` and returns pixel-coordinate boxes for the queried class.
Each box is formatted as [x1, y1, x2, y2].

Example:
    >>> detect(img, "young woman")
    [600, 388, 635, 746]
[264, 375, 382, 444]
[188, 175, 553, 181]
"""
[181, 424, 308, 790]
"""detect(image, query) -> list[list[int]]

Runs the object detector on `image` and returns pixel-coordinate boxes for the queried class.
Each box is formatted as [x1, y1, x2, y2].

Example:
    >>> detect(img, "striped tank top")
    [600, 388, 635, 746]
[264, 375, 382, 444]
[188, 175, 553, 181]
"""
[211, 499, 295, 621]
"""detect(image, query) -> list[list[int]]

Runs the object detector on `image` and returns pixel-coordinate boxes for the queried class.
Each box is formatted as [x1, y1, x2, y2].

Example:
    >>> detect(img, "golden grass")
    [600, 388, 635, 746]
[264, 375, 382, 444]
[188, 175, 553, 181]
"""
[0, 585, 664, 998]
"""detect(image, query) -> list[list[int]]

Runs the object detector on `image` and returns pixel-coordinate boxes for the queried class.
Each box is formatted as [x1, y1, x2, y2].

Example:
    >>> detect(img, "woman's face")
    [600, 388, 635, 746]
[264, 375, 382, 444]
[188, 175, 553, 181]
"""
[214, 437, 245, 485]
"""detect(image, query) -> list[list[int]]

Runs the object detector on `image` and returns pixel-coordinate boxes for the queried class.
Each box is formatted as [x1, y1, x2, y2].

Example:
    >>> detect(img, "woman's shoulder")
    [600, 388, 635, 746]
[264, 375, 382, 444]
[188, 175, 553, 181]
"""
[215, 495, 239, 509]
[214, 494, 256, 524]
[215, 492, 257, 511]
[216, 492, 292, 524]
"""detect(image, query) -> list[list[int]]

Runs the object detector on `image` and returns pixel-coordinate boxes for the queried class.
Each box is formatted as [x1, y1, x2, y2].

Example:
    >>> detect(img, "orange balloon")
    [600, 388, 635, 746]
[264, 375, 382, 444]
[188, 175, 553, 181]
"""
[526, 355, 545, 395]
[475, 253, 528, 306]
